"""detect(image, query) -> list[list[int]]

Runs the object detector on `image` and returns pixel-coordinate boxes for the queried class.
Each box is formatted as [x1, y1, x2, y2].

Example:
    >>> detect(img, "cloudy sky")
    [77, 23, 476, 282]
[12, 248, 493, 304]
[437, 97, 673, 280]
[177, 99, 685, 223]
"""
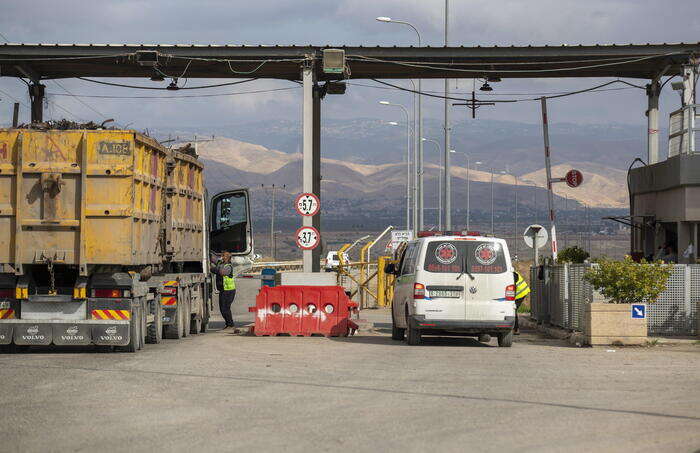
[0, 0, 698, 129]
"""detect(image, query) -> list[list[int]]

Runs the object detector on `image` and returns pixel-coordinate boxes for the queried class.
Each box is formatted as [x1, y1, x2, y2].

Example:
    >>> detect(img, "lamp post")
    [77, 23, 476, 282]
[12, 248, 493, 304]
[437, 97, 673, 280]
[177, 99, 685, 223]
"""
[422, 138, 442, 230]
[490, 168, 495, 235]
[380, 101, 412, 232]
[262, 183, 285, 260]
[450, 149, 470, 231]
[376, 16, 424, 231]
[501, 170, 518, 258]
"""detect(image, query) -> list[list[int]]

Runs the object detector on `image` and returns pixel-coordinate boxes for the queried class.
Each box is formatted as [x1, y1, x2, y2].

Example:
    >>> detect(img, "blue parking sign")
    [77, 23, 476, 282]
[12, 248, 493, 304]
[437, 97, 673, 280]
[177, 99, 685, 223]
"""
[631, 304, 646, 319]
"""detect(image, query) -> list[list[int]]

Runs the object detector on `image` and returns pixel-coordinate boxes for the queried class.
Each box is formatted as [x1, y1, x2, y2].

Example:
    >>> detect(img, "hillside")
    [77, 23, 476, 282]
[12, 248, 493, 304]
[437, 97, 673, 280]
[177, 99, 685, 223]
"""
[192, 137, 629, 218]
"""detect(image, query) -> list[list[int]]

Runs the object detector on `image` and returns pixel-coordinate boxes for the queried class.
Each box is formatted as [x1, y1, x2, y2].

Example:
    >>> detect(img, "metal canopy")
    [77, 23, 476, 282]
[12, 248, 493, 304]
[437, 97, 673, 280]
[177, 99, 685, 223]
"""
[1, 42, 698, 80]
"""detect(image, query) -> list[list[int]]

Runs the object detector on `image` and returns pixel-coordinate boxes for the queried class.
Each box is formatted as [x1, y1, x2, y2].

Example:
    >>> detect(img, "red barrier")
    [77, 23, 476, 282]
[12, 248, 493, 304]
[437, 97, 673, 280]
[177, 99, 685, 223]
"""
[250, 285, 358, 337]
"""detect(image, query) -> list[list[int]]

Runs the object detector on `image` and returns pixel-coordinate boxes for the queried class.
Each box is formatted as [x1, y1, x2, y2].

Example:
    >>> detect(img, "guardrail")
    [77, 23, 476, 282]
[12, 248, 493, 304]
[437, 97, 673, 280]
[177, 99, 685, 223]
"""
[530, 263, 699, 336]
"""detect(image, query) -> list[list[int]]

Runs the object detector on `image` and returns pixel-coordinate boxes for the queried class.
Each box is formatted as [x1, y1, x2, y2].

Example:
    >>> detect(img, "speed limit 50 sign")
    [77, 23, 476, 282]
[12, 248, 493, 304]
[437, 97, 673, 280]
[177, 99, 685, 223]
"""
[295, 226, 320, 250]
[295, 193, 320, 216]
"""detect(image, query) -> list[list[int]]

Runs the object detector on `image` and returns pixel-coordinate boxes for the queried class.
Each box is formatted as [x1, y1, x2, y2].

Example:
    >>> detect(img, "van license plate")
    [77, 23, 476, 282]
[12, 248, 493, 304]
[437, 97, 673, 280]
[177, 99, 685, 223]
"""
[430, 290, 461, 298]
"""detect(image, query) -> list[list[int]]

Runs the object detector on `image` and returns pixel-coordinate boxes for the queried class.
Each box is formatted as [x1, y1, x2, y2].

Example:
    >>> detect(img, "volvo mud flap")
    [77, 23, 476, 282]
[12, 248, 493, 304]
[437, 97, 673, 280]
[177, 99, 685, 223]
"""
[14, 323, 52, 345]
[53, 324, 92, 346]
[0, 324, 13, 345]
[92, 322, 130, 346]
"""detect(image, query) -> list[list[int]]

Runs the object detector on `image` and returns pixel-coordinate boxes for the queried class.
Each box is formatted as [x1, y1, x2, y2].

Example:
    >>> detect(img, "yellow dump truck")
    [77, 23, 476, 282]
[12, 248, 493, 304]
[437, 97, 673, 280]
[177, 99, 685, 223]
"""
[0, 128, 253, 351]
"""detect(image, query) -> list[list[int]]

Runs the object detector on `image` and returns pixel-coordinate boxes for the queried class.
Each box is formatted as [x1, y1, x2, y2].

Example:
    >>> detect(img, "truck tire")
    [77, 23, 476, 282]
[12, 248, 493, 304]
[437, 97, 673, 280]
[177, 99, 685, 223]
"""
[181, 299, 190, 338]
[190, 315, 202, 335]
[200, 294, 209, 333]
[163, 304, 184, 340]
[138, 303, 146, 350]
[146, 298, 163, 344]
[391, 311, 405, 341]
[498, 330, 514, 348]
[121, 306, 140, 353]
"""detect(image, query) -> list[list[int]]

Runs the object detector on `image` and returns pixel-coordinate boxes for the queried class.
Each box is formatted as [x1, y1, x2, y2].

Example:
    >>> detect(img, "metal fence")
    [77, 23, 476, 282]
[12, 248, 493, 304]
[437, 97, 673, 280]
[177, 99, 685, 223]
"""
[530, 264, 699, 336]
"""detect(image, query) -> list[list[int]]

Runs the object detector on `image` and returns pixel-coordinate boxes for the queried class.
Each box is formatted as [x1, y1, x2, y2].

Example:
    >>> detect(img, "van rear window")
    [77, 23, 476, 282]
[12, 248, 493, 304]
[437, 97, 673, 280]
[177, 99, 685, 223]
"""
[423, 241, 507, 274]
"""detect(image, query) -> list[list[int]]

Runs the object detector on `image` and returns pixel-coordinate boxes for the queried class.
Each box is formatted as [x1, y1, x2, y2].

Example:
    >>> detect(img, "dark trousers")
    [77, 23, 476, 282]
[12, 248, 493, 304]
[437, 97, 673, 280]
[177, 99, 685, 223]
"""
[514, 298, 525, 331]
[219, 289, 236, 327]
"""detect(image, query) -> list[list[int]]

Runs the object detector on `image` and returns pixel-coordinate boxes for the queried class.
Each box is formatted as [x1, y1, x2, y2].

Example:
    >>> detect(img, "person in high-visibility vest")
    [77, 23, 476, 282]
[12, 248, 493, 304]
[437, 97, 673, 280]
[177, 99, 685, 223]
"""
[213, 251, 236, 329]
[513, 271, 530, 335]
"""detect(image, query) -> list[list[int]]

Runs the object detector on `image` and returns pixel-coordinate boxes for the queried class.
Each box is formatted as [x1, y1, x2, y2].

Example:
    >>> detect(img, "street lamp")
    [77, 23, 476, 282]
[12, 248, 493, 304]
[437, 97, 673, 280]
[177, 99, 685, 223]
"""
[376, 16, 424, 231]
[380, 101, 412, 232]
[500, 170, 518, 258]
[450, 149, 470, 231]
[422, 138, 442, 230]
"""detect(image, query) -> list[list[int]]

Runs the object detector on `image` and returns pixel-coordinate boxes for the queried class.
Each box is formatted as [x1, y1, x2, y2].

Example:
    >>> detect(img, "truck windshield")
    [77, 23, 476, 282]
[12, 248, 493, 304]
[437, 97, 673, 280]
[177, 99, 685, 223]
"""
[423, 240, 507, 274]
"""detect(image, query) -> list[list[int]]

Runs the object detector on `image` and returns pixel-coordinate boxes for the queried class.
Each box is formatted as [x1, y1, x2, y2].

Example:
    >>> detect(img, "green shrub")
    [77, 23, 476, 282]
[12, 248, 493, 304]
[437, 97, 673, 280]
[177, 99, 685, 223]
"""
[583, 256, 672, 304]
[558, 246, 590, 263]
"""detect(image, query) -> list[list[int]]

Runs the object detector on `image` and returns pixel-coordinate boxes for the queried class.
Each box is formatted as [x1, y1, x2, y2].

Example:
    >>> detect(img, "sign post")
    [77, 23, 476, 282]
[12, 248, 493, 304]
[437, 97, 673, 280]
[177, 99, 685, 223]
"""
[524, 224, 548, 265]
[295, 191, 321, 268]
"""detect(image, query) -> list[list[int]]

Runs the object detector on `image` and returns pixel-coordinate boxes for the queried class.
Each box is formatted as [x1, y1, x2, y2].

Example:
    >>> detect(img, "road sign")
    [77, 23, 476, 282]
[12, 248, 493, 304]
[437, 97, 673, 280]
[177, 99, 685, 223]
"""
[388, 230, 413, 253]
[295, 193, 320, 217]
[631, 304, 646, 319]
[565, 169, 583, 188]
[295, 226, 320, 250]
[524, 224, 548, 249]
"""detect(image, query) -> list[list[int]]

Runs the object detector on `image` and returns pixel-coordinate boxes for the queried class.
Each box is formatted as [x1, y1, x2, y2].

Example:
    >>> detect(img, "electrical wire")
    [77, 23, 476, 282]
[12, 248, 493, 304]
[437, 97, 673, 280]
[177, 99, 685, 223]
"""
[75, 77, 258, 90]
[347, 80, 642, 96]
[51, 80, 110, 119]
[348, 52, 682, 74]
[43, 85, 300, 99]
[0, 87, 30, 108]
[370, 78, 645, 103]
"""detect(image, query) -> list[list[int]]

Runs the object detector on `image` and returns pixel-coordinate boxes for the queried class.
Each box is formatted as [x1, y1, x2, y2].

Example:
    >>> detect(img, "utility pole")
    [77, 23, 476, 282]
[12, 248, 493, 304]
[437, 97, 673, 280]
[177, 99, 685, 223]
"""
[490, 168, 494, 235]
[264, 184, 285, 260]
[443, 0, 451, 230]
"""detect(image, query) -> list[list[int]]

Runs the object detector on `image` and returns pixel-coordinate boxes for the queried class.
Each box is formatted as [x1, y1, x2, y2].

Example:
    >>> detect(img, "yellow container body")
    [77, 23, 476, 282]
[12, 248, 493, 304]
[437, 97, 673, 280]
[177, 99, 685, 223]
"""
[0, 129, 204, 272]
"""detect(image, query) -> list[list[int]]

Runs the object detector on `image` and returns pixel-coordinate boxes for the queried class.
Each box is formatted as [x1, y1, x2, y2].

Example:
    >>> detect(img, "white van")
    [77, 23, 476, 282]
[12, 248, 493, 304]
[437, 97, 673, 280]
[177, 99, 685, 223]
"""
[388, 233, 516, 347]
[324, 251, 350, 272]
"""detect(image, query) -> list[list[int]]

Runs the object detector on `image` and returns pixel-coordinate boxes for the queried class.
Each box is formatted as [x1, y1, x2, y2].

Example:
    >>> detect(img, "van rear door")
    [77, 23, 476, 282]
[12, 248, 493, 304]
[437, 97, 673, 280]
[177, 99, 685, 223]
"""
[421, 239, 511, 321]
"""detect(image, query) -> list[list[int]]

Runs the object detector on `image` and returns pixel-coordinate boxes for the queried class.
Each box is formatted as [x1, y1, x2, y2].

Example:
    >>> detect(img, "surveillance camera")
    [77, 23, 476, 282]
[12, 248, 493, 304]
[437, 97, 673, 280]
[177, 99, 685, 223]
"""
[670, 81, 685, 91]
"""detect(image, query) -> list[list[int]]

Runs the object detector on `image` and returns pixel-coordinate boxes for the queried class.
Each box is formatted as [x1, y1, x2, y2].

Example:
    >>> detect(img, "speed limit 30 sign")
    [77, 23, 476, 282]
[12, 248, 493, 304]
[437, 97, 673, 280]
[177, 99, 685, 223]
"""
[295, 193, 320, 216]
[295, 226, 320, 250]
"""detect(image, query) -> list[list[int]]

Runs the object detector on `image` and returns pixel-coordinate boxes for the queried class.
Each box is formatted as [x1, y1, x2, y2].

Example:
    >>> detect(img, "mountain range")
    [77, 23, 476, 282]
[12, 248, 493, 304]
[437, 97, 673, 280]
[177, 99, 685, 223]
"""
[157, 118, 643, 226]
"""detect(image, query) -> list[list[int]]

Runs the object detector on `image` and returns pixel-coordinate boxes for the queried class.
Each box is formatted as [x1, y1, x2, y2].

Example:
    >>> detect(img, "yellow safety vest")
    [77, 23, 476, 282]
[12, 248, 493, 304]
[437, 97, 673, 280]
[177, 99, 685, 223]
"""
[515, 272, 530, 299]
[219, 262, 236, 291]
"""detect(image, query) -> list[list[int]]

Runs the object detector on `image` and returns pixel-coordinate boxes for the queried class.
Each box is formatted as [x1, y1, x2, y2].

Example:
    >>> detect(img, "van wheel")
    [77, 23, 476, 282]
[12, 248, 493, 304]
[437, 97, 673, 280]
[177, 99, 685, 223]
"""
[498, 330, 514, 347]
[391, 311, 405, 341]
[406, 323, 422, 346]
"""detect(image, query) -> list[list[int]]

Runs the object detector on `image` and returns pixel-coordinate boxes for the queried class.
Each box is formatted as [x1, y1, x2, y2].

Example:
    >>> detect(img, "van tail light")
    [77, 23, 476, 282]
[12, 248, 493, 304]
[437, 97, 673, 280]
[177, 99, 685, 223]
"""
[413, 283, 425, 300]
[505, 284, 516, 301]
[0, 289, 14, 299]
[92, 289, 128, 298]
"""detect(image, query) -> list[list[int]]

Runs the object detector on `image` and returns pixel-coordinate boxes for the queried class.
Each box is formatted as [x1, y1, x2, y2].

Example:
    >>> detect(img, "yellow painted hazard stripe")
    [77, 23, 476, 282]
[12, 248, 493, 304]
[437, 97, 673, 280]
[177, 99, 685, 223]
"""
[164, 280, 178, 287]
[92, 309, 131, 320]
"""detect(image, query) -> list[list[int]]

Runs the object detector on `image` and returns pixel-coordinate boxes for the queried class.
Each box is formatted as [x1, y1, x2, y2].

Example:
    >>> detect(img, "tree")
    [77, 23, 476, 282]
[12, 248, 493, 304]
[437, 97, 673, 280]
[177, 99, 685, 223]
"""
[558, 246, 590, 263]
[583, 256, 672, 304]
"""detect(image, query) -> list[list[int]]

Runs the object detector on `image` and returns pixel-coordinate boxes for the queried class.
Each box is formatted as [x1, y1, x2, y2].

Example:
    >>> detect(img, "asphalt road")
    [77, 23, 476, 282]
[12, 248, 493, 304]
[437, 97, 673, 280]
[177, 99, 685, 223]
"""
[1, 278, 699, 452]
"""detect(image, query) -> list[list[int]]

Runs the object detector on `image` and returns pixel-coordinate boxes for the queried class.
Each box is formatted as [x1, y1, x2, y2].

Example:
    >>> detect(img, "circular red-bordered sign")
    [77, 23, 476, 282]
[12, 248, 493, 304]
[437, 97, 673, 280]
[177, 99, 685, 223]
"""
[295, 193, 320, 217]
[295, 226, 320, 250]
[565, 169, 583, 188]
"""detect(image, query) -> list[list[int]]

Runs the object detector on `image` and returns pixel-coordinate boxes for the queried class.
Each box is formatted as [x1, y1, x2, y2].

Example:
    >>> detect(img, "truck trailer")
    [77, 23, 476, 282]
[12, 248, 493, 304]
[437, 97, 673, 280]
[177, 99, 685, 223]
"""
[0, 128, 253, 352]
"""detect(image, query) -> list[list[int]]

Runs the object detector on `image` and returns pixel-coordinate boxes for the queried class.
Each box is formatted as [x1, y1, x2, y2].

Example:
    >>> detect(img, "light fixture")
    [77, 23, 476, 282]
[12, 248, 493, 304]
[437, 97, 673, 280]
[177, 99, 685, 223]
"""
[449, 149, 456, 153]
[376, 16, 392, 22]
[387, 121, 399, 126]
[379, 100, 390, 105]
[150, 72, 165, 82]
[166, 78, 179, 91]
[479, 82, 493, 92]
[671, 81, 685, 91]
[487, 76, 501, 83]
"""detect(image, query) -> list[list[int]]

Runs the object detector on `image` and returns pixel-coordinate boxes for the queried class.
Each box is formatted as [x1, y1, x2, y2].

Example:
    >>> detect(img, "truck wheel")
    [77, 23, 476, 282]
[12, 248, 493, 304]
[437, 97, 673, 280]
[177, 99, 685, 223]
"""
[138, 304, 146, 350]
[190, 315, 202, 335]
[200, 294, 209, 333]
[498, 330, 514, 348]
[391, 311, 405, 341]
[181, 300, 190, 338]
[146, 299, 163, 344]
[121, 307, 139, 352]
[163, 304, 184, 340]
